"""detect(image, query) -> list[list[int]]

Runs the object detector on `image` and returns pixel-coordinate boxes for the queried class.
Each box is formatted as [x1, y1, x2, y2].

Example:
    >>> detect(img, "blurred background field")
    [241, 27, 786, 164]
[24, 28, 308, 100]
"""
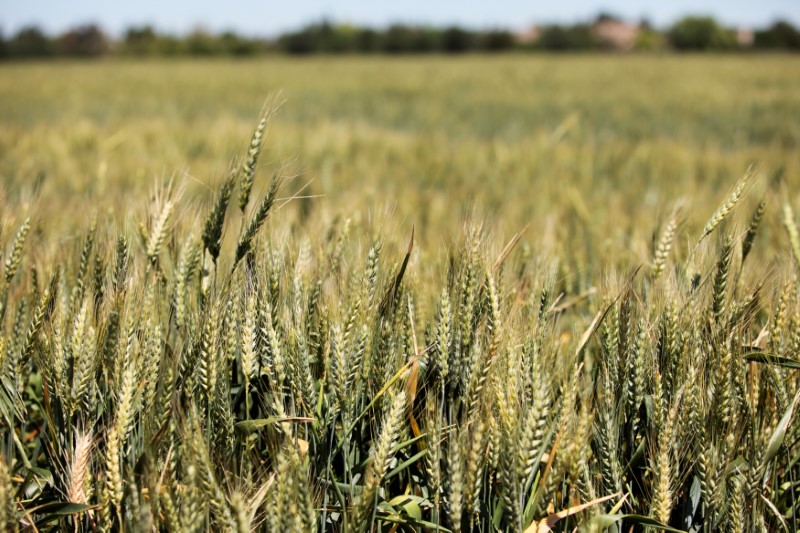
[1, 55, 799, 272]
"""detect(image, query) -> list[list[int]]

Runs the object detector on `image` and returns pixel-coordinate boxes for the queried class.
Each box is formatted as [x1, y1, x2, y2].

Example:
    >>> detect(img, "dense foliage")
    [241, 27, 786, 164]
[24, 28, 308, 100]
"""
[2, 15, 800, 59]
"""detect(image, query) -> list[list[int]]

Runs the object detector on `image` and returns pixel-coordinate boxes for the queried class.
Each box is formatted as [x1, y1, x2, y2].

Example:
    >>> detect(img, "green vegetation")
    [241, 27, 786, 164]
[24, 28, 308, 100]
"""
[667, 17, 737, 51]
[0, 55, 800, 531]
[2, 15, 800, 59]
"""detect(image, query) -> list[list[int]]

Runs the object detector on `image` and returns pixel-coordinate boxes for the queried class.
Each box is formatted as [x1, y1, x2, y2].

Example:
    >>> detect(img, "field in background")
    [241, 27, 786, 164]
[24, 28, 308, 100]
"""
[2, 55, 800, 531]
[2, 56, 799, 275]
[2, 55, 799, 225]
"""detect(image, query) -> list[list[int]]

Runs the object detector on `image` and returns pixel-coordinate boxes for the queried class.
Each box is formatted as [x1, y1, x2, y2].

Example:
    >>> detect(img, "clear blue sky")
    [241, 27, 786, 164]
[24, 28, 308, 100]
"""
[2, 0, 798, 36]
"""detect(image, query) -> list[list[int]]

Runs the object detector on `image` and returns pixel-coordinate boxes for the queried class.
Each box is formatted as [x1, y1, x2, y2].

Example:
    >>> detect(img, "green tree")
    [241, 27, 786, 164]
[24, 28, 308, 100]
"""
[278, 22, 345, 54]
[442, 26, 475, 53]
[219, 32, 263, 56]
[156, 35, 186, 56]
[668, 16, 736, 50]
[8, 26, 54, 57]
[355, 28, 382, 52]
[481, 30, 515, 52]
[754, 20, 800, 50]
[122, 26, 159, 56]
[538, 24, 597, 50]
[382, 25, 436, 53]
[328, 24, 359, 53]
[186, 29, 222, 55]
[279, 28, 317, 54]
[635, 19, 666, 51]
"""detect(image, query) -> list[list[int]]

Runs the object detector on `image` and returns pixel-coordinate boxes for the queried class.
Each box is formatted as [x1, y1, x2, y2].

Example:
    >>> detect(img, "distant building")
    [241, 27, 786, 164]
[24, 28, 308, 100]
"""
[515, 17, 642, 51]
[516, 26, 541, 44]
[736, 28, 754, 47]
[592, 19, 640, 51]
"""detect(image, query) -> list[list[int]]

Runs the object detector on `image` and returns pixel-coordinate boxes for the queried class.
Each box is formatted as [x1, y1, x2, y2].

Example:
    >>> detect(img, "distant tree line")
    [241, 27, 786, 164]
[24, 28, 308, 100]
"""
[276, 22, 517, 54]
[1, 16, 799, 59]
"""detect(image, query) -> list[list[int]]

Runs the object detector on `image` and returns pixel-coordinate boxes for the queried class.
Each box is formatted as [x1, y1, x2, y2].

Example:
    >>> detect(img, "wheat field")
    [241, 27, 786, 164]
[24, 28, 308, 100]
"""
[1, 55, 800, 531]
